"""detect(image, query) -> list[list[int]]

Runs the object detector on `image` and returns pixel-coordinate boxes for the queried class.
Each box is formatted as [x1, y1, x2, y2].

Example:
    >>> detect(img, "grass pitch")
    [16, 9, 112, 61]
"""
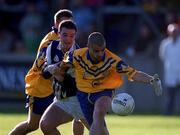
[0, 113, 180, 135]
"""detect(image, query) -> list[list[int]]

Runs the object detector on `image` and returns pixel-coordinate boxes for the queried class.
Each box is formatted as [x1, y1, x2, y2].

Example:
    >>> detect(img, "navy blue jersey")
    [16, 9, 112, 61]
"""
[43, 40, 79, 98]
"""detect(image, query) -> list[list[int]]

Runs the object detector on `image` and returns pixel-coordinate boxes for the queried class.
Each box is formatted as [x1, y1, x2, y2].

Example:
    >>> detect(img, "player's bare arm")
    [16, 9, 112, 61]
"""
[132, 71, 153, 83]
[132, 71, 163, 96]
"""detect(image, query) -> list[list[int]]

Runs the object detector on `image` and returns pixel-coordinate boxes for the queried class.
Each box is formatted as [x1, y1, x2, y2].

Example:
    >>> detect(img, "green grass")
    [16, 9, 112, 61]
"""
[1, 113, 180, 135]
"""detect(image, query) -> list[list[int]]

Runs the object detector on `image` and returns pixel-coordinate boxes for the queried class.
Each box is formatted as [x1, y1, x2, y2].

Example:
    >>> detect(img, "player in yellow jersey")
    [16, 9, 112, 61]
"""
[55, 32, 163, 135]
[8, 9, 84, 135]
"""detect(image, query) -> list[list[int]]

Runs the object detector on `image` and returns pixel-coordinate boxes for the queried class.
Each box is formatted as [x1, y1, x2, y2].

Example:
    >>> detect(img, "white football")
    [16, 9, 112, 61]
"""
[111, 93, 135, 116]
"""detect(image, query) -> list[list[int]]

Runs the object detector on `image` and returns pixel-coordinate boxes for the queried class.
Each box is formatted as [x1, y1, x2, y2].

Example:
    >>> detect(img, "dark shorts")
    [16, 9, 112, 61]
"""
[26, 93, 54, 115]
[76, 90, 113, 126]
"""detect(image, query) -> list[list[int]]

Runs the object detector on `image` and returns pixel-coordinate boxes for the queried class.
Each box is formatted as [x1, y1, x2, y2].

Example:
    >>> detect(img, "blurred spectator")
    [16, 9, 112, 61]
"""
[0, 0, 179, 56]
[159, 23, 180, 115]
[19, 2, 43, 54]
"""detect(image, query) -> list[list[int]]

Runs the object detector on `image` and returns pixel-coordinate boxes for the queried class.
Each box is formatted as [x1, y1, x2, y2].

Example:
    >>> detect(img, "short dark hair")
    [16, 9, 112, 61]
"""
[54, 9, 73, 23]
[88, 32, 106, 47]
[58, 20, 77, 32]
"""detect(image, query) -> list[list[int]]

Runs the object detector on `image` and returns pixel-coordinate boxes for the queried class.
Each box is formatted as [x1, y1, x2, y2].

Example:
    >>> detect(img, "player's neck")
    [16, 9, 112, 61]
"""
[87, 51, 101, 64]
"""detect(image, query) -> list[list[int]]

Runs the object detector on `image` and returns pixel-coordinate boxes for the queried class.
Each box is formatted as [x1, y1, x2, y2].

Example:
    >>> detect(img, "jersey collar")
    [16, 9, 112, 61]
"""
[86, 50, 106, 64]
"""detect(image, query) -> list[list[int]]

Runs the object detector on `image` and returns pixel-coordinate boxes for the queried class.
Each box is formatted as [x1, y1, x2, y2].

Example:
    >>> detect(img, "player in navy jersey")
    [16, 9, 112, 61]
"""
[40, 20, 89, 135]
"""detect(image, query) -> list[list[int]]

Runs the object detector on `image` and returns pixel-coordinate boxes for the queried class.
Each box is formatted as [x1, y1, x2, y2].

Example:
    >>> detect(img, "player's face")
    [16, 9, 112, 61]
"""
[59, 27, 76, 52]
[89, 44, 106, 62]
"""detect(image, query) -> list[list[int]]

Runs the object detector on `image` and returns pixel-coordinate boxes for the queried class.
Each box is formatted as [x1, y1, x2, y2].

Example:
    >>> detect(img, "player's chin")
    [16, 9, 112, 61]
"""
[65, 42, 72, 46]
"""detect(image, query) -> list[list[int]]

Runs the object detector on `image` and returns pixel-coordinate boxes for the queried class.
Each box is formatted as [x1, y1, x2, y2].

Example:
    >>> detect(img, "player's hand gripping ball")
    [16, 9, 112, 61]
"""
[111, 93, 135, 116]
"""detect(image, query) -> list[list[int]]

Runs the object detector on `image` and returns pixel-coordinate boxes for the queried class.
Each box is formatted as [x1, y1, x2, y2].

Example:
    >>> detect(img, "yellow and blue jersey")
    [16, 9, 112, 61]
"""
[25, 27, 59, 97]
[65, 47, 137, 93]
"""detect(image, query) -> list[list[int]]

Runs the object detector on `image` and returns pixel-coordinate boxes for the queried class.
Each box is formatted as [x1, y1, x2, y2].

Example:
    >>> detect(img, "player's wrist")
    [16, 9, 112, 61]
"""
[150, 74, 159, 84]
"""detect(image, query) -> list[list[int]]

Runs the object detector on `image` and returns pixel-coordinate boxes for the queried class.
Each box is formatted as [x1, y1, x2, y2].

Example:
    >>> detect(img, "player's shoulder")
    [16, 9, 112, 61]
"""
[43, 31, 58, 41]
[74, 47, 88, 55]
[105, 49, 122, 61]
[39, 31, 59, 48]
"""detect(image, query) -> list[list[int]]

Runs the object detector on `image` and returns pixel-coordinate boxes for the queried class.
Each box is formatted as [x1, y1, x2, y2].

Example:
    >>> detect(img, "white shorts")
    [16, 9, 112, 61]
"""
[53, 96, 84, 119]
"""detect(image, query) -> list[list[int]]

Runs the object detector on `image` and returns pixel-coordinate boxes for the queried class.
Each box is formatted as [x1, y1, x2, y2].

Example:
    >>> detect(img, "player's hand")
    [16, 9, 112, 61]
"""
[46, 64, 59, 75]
[60, 61, 73, 69]
[150, 74, 163, 96]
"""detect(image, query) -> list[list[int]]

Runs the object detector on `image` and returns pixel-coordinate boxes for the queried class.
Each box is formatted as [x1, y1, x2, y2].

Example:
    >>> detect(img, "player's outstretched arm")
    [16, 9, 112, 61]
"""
[132, 71, 163, 96]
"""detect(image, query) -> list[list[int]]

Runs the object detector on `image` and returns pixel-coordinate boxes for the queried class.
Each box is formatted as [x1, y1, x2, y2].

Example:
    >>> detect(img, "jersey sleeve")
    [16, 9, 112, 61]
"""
[116, 60, 137, 81]
[45, 42, 53, 65]
[35, 40, 52, 70]
[41, 41, 53, 79]
[35, 47, 47, 70]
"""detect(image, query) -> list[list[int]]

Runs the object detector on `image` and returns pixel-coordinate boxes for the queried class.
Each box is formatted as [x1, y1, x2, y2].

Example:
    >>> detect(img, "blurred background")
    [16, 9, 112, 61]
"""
[0, 0, 180, 114]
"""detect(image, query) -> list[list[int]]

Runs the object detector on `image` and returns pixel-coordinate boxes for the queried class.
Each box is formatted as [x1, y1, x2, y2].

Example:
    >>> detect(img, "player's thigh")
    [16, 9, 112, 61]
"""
[27, 108, 41, 128]
[56, 96, 84, 120]
[94, 96, 111, 114]
[41, 102, 74, 128]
